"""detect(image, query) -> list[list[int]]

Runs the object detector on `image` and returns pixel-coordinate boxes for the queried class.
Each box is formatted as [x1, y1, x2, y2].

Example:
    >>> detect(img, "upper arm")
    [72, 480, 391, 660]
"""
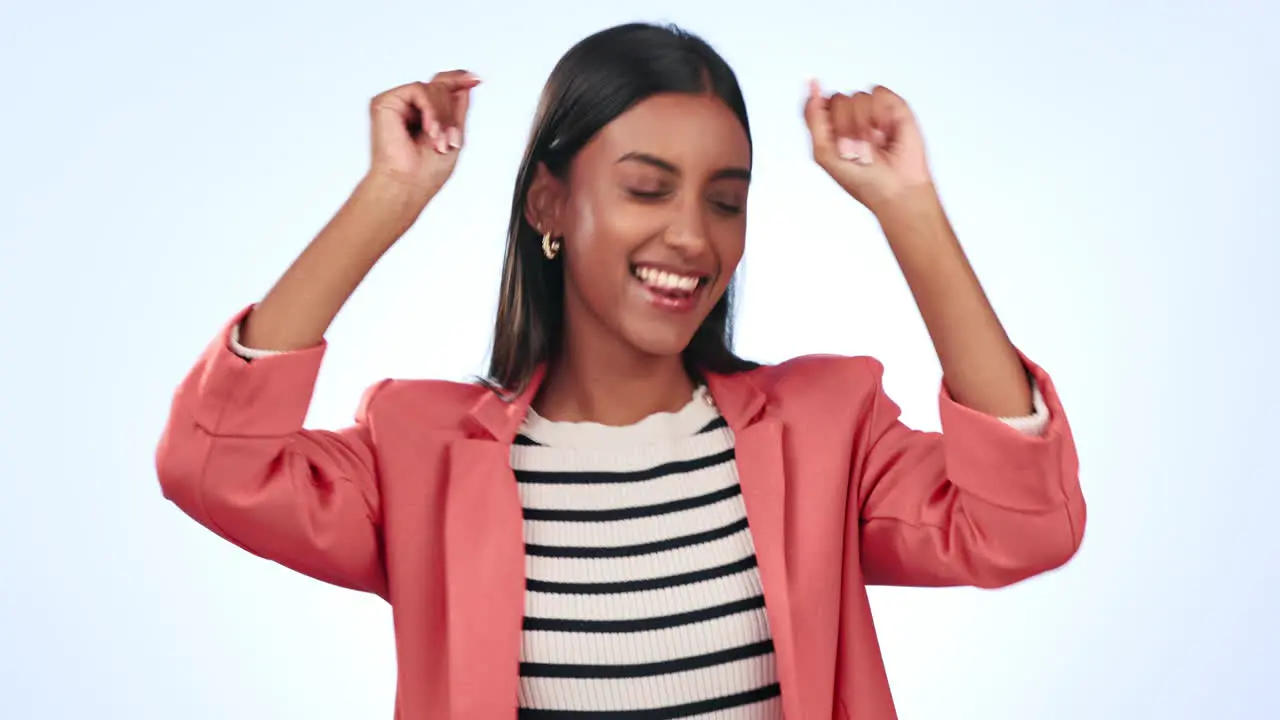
[155, 309, 389, 596]
[851, 356, 1085, 589]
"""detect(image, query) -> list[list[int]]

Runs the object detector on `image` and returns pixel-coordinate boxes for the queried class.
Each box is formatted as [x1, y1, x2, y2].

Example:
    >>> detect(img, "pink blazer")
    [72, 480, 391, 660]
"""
[156, 307, 1085, 719]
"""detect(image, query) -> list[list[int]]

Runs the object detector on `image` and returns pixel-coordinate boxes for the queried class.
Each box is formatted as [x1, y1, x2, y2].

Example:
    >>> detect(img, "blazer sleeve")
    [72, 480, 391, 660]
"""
[155, 306, 389, 597]
[854, 353, 1086, 589]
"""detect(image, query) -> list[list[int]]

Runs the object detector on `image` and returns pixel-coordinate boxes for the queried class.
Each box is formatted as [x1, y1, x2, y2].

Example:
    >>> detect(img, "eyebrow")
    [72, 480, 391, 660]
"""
[616, 152, 751, 182]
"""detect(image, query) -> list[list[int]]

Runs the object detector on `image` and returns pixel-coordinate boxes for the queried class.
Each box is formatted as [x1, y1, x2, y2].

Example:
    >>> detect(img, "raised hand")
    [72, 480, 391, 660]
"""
[803, 81, 933, 216]
[368, 70, 481, 203]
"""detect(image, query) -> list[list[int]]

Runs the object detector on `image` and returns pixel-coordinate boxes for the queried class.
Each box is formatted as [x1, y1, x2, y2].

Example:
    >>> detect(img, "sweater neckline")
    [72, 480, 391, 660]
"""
[519, 386, 719, 449]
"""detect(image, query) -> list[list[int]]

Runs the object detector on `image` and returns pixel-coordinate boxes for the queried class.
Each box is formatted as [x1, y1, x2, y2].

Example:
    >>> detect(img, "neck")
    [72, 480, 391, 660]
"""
[534, 333, 697, 427]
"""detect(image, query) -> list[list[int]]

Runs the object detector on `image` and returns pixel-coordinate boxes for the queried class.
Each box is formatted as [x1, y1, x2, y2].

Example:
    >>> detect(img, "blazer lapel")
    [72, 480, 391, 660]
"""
[443, 370, 546, 719]
[444, 440, 524, 719]
[706, 371, 804, 720]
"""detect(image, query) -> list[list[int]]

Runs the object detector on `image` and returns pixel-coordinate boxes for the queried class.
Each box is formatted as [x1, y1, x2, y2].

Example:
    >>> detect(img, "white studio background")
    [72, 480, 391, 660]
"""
[0, 0, 1276, 717]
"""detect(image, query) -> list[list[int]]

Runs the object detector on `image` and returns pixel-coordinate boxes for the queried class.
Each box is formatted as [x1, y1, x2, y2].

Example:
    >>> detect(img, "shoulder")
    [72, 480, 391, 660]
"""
[355, 376, 491, 430]
[702, 353, 889, 427]
[706, 351, 896, 440]
[741, 353, 886, 399]
[716, 354, 890, 430]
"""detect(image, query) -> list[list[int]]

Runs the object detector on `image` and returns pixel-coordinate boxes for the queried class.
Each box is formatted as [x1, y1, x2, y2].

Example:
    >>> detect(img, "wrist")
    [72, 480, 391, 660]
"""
[354, 171, 433, 234]
[870, 181, 942, 226]
[350, 170, 435, 243]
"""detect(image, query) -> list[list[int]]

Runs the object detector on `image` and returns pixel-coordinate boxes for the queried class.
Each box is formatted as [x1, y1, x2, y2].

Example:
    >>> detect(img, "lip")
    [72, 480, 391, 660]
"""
[630, 264, 709, 314]
[640, 283, 702, 313]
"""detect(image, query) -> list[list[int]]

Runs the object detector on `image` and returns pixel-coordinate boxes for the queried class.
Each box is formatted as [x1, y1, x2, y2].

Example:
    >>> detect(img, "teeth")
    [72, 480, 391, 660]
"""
[634, 266, 700, 292]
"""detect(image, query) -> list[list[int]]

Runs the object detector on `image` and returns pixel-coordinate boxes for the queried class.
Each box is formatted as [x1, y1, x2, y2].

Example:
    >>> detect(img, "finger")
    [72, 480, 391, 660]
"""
[833, 92, 876, 142]
[448, 86, 472, 149]
[371, 82, 436, 147]
[430, 70, 479, 150]
[430, 69, 482, 91]
[828, 93, 875, 165]
[869, 85, 910, 145]
[372, 83, 432, 130]
[802, 79, 834, 157]
[404, 82, 450, 154]
[850, 94, 880, 158]
[424, 82, 457, 153]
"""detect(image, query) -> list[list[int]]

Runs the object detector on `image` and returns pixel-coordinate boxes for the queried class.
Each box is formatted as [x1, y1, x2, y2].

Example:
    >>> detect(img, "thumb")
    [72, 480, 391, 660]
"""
[803, 79, 835, 159]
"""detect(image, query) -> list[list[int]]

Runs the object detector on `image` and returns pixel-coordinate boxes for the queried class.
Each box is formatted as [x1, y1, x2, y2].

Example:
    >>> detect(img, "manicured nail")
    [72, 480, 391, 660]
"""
[447, 127, 463, 149]
[837, 138, 873, 164]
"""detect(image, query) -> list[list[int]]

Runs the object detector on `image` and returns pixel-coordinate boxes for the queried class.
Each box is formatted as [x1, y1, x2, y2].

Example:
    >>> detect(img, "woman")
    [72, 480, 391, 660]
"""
[157, 22, 1085, 720]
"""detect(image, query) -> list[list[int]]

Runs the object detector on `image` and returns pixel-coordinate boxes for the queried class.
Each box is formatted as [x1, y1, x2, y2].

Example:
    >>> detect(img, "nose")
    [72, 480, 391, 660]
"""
[661, 196, 713, 259]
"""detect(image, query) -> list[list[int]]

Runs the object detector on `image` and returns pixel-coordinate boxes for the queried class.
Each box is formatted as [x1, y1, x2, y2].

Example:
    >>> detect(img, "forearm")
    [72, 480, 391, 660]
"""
[875, 184, 1032, 417]
[241, 173, 425, 351]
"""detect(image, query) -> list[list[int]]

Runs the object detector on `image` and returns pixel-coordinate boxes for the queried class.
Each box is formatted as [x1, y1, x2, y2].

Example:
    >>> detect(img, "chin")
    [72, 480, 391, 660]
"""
[619, 320, 700, 360]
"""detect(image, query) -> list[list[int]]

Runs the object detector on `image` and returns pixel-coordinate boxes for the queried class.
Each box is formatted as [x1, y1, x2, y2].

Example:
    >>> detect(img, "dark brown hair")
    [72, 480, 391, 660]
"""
[484, 22, 759, 395]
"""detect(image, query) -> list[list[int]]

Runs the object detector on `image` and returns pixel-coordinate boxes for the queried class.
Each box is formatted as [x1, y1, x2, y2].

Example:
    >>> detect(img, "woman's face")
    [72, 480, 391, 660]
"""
[535, 92, 752, 363]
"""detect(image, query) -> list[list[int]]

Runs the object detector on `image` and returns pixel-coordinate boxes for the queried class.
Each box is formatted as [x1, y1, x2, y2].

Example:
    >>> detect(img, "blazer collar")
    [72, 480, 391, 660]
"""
[703, 367, 769, 430]
[465, 363, 769, 442]
[466, 365, 548, 443]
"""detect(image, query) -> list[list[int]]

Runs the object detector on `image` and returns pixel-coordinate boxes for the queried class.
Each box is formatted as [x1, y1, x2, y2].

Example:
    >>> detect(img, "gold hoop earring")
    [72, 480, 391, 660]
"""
[542, 231, 561, 260]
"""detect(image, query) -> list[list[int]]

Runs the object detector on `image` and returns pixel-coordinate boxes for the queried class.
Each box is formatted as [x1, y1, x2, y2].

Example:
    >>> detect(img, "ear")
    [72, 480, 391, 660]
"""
[524, 162, 566, 235]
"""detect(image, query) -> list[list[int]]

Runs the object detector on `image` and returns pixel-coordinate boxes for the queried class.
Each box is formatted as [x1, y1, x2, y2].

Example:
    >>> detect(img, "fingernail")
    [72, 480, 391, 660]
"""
[427, 120, 441, 140]
[838, 138, 873, 164]
[435, 135, 450, 153]
[871, 128, 887, 146]
[447, 127, 463, 149]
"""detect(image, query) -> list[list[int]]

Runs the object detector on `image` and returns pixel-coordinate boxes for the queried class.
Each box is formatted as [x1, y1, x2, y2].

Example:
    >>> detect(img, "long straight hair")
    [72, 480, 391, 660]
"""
[484, 23, 759, 395]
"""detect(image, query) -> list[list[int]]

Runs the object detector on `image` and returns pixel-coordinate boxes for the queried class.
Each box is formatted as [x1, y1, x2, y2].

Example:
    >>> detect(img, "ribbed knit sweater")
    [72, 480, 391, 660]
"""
[511, 387, 782, 718]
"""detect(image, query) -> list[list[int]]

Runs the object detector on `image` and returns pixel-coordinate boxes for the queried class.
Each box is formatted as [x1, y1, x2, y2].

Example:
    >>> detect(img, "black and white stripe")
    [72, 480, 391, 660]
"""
[512, 389, 781, 718]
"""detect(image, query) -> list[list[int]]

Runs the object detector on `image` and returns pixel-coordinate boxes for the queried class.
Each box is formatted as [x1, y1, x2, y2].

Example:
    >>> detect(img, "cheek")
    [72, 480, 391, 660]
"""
[721, 232, 746, 268]
[562, 185, 664, 279]
[564, 189, 656, 254]
[561, 193, 598, 249]
[710, 226, 747, 290]
[560, 190, 636, 307]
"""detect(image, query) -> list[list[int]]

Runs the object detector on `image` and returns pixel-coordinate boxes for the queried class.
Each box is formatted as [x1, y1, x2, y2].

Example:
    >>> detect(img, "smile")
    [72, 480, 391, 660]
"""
[630, 264, 708, 313]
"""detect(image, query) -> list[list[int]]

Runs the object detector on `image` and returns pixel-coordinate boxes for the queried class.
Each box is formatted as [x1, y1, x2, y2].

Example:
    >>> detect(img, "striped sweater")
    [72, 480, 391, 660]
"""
[510, 386, 782, 718]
